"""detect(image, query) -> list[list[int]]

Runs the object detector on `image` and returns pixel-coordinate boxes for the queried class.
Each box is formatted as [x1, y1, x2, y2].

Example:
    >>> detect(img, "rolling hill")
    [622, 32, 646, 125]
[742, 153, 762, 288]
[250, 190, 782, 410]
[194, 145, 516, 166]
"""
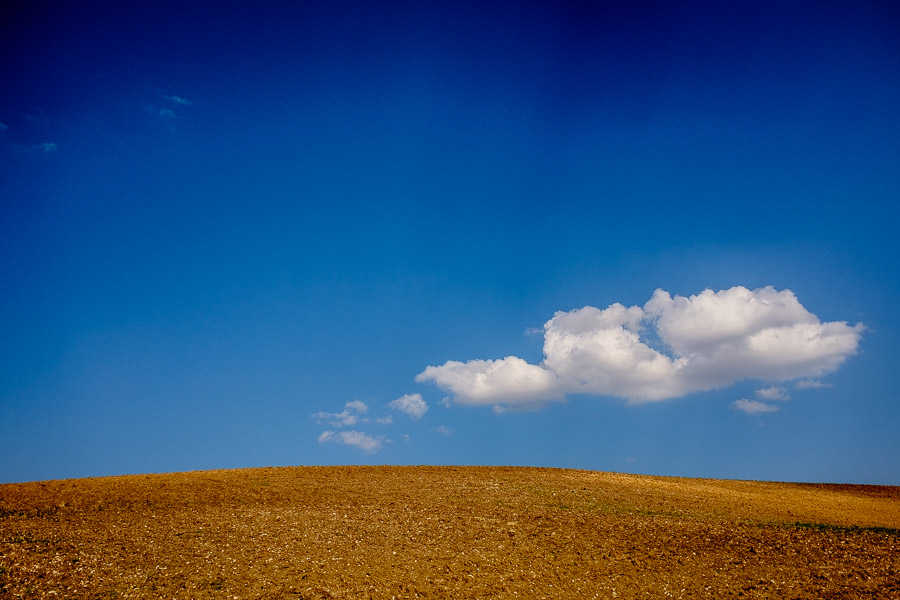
[1, 466, 898, 598]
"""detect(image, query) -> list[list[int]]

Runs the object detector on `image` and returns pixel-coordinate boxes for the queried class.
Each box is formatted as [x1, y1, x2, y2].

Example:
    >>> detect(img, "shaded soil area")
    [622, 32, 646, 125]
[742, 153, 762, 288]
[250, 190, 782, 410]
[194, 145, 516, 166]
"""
[1, 466, 898, 599]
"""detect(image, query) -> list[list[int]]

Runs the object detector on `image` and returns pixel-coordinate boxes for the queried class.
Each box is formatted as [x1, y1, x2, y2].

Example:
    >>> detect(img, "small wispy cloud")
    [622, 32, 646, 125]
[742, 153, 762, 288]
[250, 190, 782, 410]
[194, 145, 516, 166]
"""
[317, 430, 383, 453]
[314, 395, 430, 454]
[13, 141, 58, 155]
[389, 393, 428, 420]
[23, 109, 49, 126]
[732, 398, 780, 414]
[0, 121, 8, 133]
[165, 94, 193, 106]
[311, 401, 369, 427]
[755, 386, 789, 401]
[794, 379, 832, 389]
[146, 91, 193, 129]
[345, 400, 367, 413]
[435, 425, 453, 436]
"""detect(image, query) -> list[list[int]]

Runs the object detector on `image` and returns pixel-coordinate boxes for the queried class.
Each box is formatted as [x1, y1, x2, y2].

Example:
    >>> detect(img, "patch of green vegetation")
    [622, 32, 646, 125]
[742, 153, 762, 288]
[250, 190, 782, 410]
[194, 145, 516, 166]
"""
[789, 521, 900, 536]
[543, 499, 690, 522]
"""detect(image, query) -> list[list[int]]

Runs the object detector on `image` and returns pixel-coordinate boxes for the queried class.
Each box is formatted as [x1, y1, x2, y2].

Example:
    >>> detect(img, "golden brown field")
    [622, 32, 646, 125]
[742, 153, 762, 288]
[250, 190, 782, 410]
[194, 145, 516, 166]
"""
[1, 466, 898, 599]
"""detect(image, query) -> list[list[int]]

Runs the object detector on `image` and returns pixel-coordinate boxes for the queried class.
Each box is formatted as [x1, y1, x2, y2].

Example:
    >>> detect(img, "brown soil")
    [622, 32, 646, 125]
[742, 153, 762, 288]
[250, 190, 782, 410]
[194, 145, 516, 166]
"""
[1, 466, 898, 599]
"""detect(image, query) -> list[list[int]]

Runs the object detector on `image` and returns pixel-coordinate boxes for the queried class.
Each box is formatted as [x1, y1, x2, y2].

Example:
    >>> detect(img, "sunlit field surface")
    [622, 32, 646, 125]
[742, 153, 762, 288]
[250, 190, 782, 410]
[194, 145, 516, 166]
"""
[2, 466, 898, 598]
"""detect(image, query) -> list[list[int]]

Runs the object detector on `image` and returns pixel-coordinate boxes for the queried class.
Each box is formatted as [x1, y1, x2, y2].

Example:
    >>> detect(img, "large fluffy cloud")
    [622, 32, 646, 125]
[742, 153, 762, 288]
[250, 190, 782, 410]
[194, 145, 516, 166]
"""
[417, 286, 864, 407]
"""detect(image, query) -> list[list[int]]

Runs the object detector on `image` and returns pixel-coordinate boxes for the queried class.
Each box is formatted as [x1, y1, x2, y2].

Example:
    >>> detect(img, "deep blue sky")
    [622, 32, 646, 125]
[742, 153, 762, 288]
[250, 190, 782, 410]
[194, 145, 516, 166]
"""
[2, 1, 898, 484]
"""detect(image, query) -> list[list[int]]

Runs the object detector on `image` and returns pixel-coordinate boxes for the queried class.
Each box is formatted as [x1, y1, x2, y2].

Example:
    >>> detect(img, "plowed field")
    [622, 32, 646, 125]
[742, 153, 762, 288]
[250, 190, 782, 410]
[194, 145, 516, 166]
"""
[1, 466, 898, 599]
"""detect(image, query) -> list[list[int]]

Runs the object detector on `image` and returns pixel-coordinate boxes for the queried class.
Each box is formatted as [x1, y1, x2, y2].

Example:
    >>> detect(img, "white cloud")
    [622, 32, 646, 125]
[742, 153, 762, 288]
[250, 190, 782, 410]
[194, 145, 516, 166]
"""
[541, 302, 686, 401]
[165, 94, 193, 106]
[0, 121, 8, 132]
[23, 110, 47, 124]
[417, 286, 864, 407]
[416, 357, 564, 406]
[435, 425, 453, 436]
[732, 399, 780, 414]
[344, 400, 368, 414]
[317, 430, 382, 453]
[755, 386, 789, 401]
[375, 415, 393, 425]
[158, 107, 177, 119]
[311, 401, 368, 427]
[15, 142, 58, 155]
[388, 393, 429, 420]
[794, 379, 832, 389]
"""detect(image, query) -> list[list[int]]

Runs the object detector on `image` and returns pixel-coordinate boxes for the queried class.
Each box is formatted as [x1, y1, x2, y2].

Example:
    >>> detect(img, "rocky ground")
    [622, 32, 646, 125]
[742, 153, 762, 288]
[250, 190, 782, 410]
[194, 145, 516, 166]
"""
[1, 466, 898, 599]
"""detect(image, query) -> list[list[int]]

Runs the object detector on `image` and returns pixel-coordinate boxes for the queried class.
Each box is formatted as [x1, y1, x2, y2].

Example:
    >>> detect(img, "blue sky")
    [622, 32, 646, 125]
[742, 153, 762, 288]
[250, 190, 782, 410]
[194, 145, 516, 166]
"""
[1, 0, 898, 484]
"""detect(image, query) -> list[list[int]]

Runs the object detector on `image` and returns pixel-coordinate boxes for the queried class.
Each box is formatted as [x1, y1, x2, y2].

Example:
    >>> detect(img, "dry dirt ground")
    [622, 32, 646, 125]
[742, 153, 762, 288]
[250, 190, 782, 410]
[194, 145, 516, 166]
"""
[1, 466, 898, 599]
